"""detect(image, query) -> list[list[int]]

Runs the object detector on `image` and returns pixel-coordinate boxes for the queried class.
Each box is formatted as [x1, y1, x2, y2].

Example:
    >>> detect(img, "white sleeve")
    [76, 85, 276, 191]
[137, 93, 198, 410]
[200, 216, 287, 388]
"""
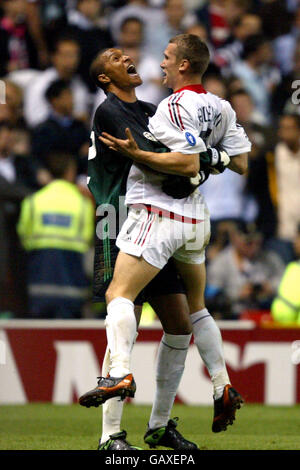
[148, 95, 206, 154]
[219, 101, 251, 156]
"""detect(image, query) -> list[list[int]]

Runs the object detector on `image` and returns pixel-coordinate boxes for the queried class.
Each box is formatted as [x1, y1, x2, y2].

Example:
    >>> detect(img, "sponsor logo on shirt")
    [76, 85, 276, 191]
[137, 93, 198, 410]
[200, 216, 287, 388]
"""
[185, 132, 196, 146]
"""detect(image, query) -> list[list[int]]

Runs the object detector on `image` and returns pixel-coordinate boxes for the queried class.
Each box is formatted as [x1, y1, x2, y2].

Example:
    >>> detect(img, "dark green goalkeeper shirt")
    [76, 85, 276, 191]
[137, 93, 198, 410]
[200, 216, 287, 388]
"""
[88, 92, 167, 213]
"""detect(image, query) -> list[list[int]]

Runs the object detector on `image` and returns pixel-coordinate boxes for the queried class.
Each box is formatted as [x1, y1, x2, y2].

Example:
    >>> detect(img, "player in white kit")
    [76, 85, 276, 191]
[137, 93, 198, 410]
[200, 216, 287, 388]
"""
[85, 35, 251, 440]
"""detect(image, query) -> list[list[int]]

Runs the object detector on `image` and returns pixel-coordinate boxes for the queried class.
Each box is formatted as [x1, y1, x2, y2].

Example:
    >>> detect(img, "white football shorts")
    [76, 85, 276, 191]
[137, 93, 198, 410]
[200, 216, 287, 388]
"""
[116, 205, 211, 270]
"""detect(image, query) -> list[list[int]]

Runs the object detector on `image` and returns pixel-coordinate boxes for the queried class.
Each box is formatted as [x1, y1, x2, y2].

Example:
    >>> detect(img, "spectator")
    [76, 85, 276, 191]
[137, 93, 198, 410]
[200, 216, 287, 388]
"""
[269, 114, 300, 244]
[230, 89, 276, 239]
[231, 34, 281, 124]
[0, 0, 38, 77]
[195, 0, 231, 48]
[201, 170, 258, 262]
[196, 0, 251, 48]
[118, 15, 144, 48]
[109, 0, 165, 59]
[213, 14, 262, 76]
[0, 121, 41, 197]
[24, 35, 90, 128]
[17, 152, 94, 319]
[271, 224, 300, 324]
[207, 222, 285, 318]
[161, 0, 198, 44]
[0, 121, 41, 316]
[67, 0, 113, 91]
[109, 0, 197, 60]
[223, 0, 252, 28]
[31, 79, 90, 174]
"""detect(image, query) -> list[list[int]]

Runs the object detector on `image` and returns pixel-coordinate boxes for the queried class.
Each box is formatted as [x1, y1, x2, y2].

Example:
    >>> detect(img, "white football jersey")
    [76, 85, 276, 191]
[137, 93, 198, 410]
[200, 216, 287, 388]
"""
[125, 84, 251, 218]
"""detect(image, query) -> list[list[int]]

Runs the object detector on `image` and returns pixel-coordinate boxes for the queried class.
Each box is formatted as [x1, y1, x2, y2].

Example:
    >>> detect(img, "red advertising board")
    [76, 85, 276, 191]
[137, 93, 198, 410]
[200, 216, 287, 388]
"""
[0, 320, 300, 405]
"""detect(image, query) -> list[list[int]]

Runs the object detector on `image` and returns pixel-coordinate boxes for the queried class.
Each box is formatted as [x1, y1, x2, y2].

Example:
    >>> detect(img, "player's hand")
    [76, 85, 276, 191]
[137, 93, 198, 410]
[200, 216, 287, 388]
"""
[162, 175, 199, 198]
[99, 128, 140, 159]
[200, 148, 230, 174]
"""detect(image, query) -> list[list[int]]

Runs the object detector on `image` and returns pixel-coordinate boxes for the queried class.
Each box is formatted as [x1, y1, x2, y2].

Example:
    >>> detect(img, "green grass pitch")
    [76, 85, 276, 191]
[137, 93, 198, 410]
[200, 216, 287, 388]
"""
[0, 403, 300, 450]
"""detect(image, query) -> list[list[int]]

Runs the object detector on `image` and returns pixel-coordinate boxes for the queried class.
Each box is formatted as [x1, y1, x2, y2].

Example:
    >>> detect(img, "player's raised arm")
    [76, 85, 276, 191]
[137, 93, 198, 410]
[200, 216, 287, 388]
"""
[100, 128, 200, 177]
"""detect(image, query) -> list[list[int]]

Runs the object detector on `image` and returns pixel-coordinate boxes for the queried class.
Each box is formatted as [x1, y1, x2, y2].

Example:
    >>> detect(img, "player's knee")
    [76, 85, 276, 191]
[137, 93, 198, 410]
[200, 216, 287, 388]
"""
[173, 325, 192, 335]
[163, 321, 192, 335]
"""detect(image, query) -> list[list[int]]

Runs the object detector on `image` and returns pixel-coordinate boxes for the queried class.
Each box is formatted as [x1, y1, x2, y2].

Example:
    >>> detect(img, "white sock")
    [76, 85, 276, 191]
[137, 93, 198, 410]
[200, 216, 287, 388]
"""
[101, 397, 124, 444]
[148, 332, 192, 430]
[100, 330, 138, 444]
[100, 346, 124, 443]
[105, 297, 137, 377]
[191, 308, 230, 399]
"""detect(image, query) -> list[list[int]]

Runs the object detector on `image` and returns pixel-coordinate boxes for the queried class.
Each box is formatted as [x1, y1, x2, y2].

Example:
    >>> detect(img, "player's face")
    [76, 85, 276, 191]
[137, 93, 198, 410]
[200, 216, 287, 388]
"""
[160, 43, 180, 89]
[101, 48, 142, 89]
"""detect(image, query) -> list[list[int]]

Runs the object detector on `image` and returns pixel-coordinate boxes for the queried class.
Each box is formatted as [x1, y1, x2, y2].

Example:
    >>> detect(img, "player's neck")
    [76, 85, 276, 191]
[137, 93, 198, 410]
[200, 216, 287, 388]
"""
[172, 75, 202, 93]
[109, 85, 137, 103]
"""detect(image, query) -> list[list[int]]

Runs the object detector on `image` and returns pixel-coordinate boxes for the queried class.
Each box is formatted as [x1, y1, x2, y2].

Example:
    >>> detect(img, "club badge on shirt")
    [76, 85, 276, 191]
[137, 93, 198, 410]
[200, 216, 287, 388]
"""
[185, 132, 196, 146]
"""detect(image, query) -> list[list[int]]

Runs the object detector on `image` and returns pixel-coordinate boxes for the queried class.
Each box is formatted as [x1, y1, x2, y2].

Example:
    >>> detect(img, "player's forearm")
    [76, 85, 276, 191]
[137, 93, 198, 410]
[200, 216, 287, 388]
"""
[99, 129, 199, 176]
[133, 149, 200, 177]
[228, 153, 248, 175]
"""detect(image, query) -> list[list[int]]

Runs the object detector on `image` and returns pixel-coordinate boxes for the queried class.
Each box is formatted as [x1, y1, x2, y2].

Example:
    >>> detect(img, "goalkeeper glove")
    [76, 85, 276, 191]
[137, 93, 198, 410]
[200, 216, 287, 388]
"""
[200, 147, 230, 174]
[161, 169, 210, 199]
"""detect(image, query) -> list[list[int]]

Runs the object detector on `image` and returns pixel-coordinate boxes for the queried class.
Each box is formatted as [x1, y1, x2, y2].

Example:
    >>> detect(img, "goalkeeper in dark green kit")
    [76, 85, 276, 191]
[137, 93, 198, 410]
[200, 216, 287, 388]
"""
[79, 45, 243, 450]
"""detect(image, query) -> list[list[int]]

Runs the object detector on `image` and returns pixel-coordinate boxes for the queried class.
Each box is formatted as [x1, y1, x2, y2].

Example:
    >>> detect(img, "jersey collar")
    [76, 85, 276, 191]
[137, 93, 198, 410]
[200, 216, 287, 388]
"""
[174, 84, 207, 94]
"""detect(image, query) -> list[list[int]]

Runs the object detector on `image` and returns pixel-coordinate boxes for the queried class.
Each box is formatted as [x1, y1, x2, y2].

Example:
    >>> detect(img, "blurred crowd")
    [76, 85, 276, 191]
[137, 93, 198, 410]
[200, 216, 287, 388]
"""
[1, 0, 300, 322]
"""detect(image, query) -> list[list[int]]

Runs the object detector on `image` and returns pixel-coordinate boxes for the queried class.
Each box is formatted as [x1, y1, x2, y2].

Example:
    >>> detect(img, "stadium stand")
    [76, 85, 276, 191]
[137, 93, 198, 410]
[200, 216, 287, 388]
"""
[1, 0, 300, 322]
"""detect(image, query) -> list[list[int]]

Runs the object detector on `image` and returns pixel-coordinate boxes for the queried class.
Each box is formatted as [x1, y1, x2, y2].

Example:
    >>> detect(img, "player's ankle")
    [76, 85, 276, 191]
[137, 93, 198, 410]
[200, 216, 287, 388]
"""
[212, 369, 230, 399]
[110, 367, 131, 377]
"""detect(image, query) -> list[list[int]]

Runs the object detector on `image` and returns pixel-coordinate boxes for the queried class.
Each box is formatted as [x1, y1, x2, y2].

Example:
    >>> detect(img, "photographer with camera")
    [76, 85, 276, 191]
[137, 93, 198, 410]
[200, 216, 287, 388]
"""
[207, 221, 285, 318]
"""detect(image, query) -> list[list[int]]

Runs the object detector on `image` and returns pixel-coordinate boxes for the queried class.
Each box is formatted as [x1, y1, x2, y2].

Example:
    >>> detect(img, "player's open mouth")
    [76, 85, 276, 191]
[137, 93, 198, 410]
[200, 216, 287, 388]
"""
[127, 64, 138, 76]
